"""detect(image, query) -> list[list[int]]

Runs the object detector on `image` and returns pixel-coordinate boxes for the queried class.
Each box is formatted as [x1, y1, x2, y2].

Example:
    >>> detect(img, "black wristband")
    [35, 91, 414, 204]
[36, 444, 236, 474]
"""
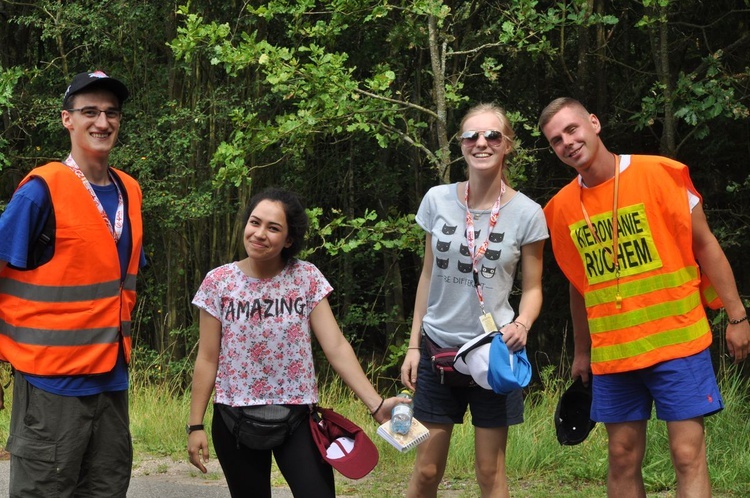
[370, 398, 385, 419]
[186, 424, 205, 435]
[729, 315, 748, 325]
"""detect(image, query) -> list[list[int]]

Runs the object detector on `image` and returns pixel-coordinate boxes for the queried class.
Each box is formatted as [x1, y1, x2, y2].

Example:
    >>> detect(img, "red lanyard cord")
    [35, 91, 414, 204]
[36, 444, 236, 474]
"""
[465, 181, 505, 313]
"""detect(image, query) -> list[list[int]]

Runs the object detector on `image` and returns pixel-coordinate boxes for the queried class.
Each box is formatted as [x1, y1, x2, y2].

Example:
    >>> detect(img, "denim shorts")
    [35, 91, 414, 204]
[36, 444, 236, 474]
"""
[412, 340, 524, 428]
[591, 348, 724, 423]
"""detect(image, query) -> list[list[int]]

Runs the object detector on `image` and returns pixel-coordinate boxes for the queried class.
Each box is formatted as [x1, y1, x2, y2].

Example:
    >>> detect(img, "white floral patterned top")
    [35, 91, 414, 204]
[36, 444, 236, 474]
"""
[192, 259, 333, 407]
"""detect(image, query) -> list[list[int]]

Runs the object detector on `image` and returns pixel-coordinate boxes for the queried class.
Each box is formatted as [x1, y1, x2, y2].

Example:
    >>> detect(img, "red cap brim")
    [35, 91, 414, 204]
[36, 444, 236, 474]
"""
[309, 407, 379, 479]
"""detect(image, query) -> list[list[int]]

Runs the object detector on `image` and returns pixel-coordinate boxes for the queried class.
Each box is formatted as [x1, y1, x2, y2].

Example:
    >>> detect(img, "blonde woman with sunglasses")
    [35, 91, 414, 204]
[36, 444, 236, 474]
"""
[400, 103, 547, 498]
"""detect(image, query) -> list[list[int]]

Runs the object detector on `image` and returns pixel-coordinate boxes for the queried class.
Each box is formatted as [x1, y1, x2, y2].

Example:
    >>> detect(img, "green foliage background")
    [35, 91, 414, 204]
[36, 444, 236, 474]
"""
[1, 0, 749, 388]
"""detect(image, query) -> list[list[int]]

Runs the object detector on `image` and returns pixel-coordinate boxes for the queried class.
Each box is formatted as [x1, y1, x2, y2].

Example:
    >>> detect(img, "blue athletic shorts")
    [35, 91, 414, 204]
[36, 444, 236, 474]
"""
[591, 348, 724, 423]
[412, 339, 524, 428]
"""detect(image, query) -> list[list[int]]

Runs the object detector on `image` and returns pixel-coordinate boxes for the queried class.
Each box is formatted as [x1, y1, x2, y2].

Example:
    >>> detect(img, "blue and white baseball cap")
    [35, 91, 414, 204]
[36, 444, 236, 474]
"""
[454, 332, 532, 394]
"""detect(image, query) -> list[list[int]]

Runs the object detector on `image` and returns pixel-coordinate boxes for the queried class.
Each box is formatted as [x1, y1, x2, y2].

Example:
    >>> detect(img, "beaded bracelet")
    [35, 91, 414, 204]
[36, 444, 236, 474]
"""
[729, 315, 748, 325]
[370, 398, 385, 418]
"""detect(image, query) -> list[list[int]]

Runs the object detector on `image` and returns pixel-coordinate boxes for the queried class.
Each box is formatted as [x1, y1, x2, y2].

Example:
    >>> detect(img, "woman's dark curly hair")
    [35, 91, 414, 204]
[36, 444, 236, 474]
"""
[242, 187, 308, 262]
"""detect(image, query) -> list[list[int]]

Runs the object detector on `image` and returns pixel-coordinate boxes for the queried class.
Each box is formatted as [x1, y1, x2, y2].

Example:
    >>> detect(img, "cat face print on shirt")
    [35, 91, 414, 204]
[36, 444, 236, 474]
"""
[433, 223, 506, 283]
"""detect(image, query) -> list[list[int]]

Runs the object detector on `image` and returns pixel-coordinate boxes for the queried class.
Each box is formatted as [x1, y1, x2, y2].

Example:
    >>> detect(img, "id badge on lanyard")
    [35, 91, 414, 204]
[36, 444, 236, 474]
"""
[465, 182, 505, 332]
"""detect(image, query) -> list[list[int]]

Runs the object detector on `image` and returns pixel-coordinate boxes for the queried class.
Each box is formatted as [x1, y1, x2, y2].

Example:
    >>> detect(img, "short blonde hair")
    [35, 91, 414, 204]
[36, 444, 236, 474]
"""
[538, 97, 589, 131]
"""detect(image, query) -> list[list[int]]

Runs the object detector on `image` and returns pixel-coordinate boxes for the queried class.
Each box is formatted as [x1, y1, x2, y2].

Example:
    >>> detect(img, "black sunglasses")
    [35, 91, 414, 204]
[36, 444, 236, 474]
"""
[459, 130, 504, 146]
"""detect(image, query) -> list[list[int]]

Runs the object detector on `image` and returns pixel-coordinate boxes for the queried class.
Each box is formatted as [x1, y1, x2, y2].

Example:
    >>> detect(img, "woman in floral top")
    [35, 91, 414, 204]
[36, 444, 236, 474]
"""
[187, 188, 401, 498]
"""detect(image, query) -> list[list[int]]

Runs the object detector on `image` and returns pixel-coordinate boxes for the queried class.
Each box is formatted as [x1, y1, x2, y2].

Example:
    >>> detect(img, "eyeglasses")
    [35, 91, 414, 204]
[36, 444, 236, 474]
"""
[65, 107, 122, 120]
[460, 130, 504, 146]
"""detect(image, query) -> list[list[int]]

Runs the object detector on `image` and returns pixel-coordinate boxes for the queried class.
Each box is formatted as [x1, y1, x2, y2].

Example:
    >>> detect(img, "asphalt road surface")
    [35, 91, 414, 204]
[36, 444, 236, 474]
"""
[0, 458, 296, 498]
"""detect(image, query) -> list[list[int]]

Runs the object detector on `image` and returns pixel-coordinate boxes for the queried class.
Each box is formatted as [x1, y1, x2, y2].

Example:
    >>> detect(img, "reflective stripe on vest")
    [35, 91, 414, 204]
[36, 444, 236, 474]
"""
[585, 266, 697, 308]
[699, 273, 723, 310]
[586, 267, 711, 370]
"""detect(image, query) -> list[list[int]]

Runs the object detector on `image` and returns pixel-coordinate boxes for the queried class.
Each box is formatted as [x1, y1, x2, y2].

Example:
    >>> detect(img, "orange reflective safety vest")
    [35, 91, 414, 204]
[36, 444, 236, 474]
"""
[544, 155, 713, 374]
[0, 162, 143, 376]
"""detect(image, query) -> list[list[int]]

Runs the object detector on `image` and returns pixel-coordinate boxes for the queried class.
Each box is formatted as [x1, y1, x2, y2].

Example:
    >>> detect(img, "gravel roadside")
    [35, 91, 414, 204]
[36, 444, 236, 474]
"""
[0, 452, 297, 498]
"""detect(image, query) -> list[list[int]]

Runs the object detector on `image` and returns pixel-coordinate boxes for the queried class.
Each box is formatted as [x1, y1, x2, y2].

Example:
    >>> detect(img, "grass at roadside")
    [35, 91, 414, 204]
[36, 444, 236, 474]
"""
[126, 364, 749, 497]
[0, 361, 746, 496]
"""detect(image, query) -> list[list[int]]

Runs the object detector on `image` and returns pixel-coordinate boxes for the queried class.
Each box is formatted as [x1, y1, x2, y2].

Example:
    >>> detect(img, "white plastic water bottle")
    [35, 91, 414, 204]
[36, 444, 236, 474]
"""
[390, 390, 413, 435]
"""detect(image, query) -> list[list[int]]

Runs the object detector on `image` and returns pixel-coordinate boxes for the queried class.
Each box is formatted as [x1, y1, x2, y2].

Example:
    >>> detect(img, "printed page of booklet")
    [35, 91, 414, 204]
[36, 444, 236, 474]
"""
[377, 417, 430, 453]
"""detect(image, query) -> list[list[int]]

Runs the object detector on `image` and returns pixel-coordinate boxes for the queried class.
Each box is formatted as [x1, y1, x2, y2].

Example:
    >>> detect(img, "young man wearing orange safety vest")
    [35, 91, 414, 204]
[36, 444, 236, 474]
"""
[0, 71, 145, 497]
[540, 97, 749, 498]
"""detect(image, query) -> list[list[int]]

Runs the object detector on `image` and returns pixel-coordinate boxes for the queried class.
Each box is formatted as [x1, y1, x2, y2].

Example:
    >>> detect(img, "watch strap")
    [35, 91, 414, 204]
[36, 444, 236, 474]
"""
[186, 424, 205, 434]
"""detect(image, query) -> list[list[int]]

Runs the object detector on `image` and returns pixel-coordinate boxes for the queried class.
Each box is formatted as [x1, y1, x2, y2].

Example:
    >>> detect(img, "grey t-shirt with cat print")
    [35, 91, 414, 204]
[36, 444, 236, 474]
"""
[416, 182, 548, 348]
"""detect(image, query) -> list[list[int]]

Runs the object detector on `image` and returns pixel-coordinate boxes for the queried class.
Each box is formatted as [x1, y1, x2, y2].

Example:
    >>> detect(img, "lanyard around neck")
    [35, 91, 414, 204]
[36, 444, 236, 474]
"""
[580, 153, 622, 308]
[465, 181, 505, 313]
[64, 154, 124, 243]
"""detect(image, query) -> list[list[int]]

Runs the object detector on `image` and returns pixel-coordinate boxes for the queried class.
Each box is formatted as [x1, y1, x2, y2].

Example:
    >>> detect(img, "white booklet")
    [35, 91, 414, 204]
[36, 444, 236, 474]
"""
[376, 417, 430, 453]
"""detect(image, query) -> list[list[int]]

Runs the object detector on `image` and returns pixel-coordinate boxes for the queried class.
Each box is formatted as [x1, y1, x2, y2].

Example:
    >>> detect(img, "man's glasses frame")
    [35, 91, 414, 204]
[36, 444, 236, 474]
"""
[65, 107, 122, 121]
[459, 130, 504, 147]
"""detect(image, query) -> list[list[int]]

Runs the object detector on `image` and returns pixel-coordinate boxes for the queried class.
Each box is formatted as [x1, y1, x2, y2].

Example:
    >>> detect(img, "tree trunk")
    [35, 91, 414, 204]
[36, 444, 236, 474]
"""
[648, 5, 677, 157]
[428, 14, 451, 184]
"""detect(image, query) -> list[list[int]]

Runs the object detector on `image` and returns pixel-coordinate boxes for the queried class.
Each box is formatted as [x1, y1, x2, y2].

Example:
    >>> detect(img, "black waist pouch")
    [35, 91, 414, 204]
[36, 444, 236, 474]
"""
[216, 403, 308, 450]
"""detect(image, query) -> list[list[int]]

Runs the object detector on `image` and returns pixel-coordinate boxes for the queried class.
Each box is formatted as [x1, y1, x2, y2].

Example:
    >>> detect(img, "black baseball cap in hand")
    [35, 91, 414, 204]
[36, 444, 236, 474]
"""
[63, 71, 129, 108]
[554, 377, 596, 445]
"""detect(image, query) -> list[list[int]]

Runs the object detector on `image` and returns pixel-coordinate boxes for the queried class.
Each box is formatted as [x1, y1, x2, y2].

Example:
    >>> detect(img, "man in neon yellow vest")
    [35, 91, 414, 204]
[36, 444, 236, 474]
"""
[541, 97, 749, 498]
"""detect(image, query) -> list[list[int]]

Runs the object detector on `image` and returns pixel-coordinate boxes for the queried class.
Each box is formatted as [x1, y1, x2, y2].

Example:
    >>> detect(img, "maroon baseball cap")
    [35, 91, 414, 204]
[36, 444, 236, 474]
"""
[309, 406, 379, 479]
[63, 71, 129, 108]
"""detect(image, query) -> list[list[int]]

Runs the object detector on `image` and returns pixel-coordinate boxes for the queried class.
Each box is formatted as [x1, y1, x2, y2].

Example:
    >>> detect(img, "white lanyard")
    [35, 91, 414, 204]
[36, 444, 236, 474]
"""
[464, 181, 505, 314]
[64, 154, 124, 243]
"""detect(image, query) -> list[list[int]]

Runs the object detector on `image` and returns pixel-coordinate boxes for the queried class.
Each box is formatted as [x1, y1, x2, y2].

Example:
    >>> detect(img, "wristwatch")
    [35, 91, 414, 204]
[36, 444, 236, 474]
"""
[186, 424, 205, 435]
